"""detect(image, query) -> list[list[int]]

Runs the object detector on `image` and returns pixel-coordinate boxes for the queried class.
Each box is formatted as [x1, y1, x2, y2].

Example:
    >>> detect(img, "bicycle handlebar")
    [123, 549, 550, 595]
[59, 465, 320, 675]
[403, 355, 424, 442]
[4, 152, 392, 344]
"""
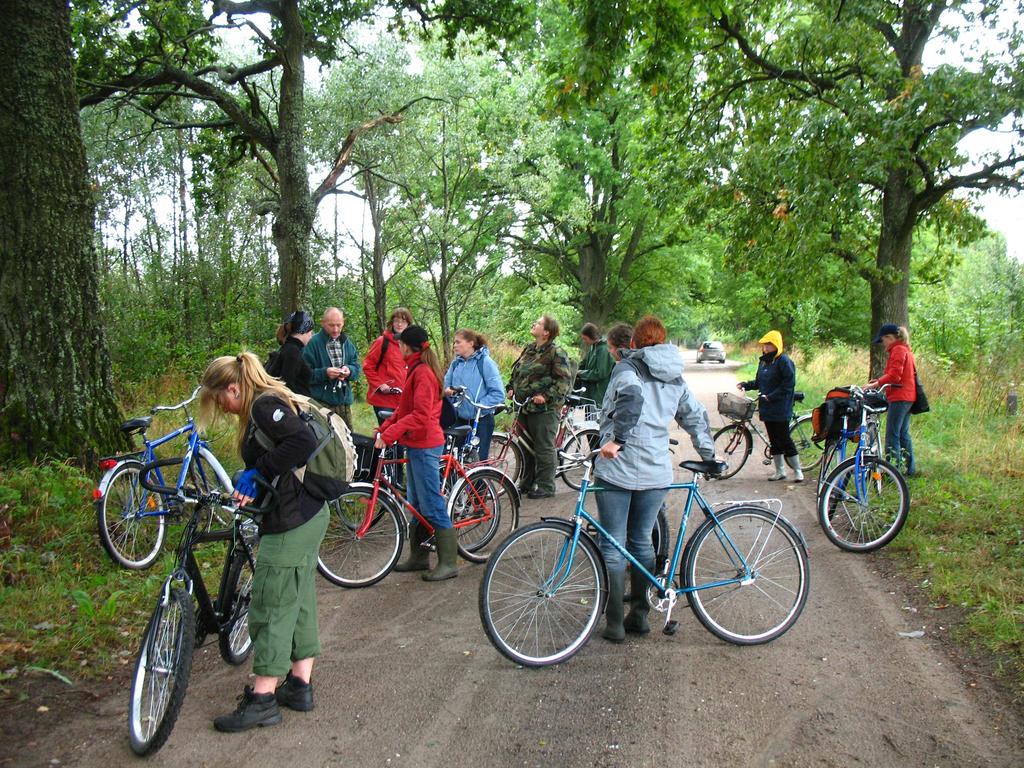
[137, 458, 272, 518]
[151, 385, 203, 414]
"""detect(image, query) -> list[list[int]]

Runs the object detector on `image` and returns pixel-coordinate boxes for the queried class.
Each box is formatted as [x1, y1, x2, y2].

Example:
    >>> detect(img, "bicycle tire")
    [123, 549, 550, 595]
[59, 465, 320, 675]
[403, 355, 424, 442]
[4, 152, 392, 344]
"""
[96, 460, 167, 570]
[789, 414, 824, 471]
[479, 521, 606, 667]
[128, 587, 195, 756]
[682, 506, 809, 645]
[448, 468, 520, 563]
[488, 432, 524, 484]
[317, 486, 404, 587]
[218, 544, 257, 665]
[712, 424, 752, 479]
[818, 455, 909, 552]
[652, 505, 670, 572]
[184, 448, 234, 529]
[558, 428, 600, 491]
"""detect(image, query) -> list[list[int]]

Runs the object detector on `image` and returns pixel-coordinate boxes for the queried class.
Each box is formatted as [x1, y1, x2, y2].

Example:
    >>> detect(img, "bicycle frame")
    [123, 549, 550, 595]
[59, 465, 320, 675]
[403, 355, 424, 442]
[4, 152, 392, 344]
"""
[817, 387, 888, 491]
[545, 465, 783, 611]
[357, 447, 496, 539]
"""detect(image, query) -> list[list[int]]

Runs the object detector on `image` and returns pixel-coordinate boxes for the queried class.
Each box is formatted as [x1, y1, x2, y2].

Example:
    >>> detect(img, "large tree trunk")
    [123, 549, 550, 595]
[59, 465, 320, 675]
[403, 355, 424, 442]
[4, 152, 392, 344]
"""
[272, 0, 314, 316]
[0, 0, 123, 462]
[869, 169, 915, 377]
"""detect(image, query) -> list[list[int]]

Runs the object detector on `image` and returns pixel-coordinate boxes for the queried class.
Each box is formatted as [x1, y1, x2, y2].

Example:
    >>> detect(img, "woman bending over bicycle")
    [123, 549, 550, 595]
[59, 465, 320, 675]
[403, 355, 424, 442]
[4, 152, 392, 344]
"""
[444, 329, 505, 459]
[199, 352, 329, 733]
[738, 330, 802, 482]
[378, 325, 459, 581]
[595, 315, 716, 642]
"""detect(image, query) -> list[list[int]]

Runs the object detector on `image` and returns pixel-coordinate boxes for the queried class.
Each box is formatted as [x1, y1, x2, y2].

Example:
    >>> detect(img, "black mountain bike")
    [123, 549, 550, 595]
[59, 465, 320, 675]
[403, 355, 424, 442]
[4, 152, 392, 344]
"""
[127, 459, 263, 756]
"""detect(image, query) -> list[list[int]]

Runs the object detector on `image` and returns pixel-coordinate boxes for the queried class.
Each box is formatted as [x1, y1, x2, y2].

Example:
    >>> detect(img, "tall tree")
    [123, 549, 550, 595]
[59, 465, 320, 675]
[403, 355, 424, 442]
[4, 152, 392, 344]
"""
[74, 0, 525, 316]
[0, 0, 122, 461]
[571, 0, 1024, 371]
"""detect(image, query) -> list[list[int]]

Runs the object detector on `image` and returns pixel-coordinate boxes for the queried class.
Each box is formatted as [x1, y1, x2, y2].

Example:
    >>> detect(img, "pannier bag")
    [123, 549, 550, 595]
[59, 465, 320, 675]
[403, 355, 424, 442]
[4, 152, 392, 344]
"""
[811, 387, 862, 442]
[717, 392, 756, 420]
[351, 432, 377, 482]
[250, 394, 356, 501]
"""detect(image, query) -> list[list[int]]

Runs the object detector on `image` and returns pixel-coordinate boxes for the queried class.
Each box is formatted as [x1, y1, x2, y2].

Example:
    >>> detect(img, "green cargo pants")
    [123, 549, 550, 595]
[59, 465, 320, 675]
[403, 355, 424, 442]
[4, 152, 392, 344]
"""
[517, 409, 559, 495]
[249, 504, 329, 677]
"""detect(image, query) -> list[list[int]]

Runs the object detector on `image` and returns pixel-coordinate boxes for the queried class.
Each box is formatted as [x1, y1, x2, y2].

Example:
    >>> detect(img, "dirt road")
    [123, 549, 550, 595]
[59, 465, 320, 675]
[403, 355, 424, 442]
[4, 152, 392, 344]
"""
[6, 356, 1023, 767]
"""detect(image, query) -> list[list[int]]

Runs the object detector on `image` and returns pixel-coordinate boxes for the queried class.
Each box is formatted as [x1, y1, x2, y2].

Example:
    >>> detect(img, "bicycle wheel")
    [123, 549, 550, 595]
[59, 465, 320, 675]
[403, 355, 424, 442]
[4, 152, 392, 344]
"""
[479, 521, 605, 667]
[712, 424, 752, 479]
[218, 544, 257, 665]
[448, 469, 520, 563]
[652, 505, 670, 572]
[682, 506, 809, 645]
[128, 587, 195, 756]
[488, 432, 524, 484]
[789, 415, 824, 471]
[97, 461, 167, 570]
[317, 486, 404, 587]
[559, 428, 600, 491]
[818, 455, 909, 552]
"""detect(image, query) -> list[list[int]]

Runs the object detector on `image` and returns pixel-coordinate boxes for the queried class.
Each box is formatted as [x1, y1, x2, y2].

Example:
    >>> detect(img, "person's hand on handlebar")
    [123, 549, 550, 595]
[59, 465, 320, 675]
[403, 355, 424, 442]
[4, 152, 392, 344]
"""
[374, 432, 392, 450]
[599, 440, 621, 459]
[532, 394, 546, 406]
[736, 383, 745, 391]
[233, 468, 264, 506]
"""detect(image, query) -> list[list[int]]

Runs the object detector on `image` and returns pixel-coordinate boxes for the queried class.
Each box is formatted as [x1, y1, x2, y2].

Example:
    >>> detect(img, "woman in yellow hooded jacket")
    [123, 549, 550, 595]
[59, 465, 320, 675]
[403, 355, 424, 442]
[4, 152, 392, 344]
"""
[738, 330, 802, 481]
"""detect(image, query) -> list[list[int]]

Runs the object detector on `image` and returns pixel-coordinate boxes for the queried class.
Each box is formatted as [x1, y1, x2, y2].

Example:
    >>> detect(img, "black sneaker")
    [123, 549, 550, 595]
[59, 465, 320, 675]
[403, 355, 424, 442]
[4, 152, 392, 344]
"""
[275, 672, 315, 712]
[213, 686, 283, 732]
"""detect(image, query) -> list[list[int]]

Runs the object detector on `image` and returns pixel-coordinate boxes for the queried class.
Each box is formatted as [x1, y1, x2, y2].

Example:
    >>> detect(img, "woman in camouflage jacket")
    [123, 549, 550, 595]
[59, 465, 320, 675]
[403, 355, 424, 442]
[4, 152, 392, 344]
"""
[508, 315, 571, 498]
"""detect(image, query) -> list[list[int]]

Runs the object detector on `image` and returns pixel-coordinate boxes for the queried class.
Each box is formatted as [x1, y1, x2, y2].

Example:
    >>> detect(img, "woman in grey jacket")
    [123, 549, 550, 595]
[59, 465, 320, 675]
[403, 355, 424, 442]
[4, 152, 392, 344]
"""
[595, 316, 716, 642]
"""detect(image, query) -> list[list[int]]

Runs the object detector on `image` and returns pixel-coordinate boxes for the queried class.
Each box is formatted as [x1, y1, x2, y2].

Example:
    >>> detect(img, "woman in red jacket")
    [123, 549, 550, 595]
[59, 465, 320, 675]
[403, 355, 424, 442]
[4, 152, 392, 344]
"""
[867, 323, 917, 476]
[375, 325, 457, 581]
[363, 307, 413, 424]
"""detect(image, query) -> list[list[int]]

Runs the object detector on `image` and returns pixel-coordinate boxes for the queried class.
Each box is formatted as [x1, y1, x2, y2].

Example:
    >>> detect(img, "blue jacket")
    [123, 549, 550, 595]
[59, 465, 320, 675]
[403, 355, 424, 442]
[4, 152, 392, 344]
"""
[303, 329, 362, 407]
[443, 347, 505, 421]
[595, 345, 715, 490]
[741, 352, 796, 422]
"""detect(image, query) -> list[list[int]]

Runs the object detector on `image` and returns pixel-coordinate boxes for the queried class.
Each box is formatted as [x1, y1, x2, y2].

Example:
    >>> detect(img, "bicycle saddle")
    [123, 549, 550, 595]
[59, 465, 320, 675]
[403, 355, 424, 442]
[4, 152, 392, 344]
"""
[119, 416, 153, 435]
[793, 391, 804, 403]
[444, 425, 472, 440]
[679, 459, 729, 476]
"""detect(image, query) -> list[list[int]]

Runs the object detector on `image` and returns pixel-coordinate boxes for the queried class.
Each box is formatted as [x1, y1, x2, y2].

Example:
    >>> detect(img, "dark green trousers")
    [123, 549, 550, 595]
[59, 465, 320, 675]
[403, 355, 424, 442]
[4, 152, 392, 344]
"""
[249, 504, 329, 677]
[518, 409, 559, 494]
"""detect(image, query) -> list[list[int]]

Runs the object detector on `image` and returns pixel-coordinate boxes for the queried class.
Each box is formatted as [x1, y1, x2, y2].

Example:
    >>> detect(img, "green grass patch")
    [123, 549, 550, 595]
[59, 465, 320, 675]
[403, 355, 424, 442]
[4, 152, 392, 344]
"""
[795, 345, 1024, 694]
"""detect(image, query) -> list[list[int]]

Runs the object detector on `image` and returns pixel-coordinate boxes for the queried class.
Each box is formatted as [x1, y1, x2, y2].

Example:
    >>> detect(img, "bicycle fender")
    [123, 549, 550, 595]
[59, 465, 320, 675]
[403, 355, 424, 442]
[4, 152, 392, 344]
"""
[95, 458, 146, 499]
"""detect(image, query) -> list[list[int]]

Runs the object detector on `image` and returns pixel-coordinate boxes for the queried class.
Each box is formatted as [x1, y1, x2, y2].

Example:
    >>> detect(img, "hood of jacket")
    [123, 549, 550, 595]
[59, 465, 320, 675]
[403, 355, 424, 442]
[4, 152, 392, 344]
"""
[758, 330, 784, 358]
[620, 344, 684, 382]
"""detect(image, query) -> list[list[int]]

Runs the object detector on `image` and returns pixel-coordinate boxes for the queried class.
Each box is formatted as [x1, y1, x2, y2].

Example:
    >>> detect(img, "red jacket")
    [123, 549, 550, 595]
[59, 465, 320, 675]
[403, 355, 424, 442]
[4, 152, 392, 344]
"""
[876, 341, 916, 403]
[379, 352, 444, 448]
[363, 331, 407, 409]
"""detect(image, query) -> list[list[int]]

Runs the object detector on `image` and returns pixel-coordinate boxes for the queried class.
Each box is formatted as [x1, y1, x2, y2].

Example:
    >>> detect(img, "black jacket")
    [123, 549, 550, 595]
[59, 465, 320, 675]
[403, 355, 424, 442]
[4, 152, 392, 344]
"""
[267, 336, 312, 396]
[242, 394, 320, 535]
[741, 352, 796, 422]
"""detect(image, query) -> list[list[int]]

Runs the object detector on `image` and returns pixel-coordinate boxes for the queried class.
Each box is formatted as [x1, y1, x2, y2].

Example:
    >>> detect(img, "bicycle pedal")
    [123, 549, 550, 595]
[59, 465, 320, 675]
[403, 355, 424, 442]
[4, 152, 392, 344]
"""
[663, 620, 679, 636]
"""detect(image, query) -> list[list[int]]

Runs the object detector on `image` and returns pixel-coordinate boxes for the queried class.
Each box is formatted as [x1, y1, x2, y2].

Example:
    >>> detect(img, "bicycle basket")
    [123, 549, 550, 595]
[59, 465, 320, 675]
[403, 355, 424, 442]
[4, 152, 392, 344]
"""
[717, 392, 755, 420]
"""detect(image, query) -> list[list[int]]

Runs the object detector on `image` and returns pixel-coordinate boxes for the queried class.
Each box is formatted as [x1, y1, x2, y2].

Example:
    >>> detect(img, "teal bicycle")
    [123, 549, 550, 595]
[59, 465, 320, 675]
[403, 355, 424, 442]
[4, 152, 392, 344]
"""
[479, 453, 810, 667]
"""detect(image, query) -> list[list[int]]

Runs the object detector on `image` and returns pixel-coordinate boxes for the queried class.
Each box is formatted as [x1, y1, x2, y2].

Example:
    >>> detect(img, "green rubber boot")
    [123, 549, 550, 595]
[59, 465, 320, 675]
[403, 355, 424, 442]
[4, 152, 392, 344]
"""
[602, 570, 626, 643]
[422, 527, 459, 582]
[394, 523, 431, 572]
[623, 567, 651, 635]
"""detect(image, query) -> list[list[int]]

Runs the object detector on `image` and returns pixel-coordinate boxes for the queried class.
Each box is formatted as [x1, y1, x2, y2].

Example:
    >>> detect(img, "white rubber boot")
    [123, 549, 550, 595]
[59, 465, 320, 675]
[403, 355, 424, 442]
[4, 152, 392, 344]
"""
[768, 454, 788, 481]
[785, 454, 804, 482]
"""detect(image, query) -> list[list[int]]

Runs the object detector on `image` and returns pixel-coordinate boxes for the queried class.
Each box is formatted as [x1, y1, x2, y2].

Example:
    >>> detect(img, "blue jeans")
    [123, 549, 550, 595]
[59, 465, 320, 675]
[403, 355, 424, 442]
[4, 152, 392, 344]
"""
[456, 414, 495, 459]
[594, 483, 668, 574]
[405, 445, 451, 530]
[885, 400, 915, 475]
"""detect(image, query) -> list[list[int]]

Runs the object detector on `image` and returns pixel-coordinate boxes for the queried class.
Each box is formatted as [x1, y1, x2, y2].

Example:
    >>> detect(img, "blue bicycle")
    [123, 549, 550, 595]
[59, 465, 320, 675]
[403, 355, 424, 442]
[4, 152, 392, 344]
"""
[94, 387, 234, 569]
[479, 453, 810, 666]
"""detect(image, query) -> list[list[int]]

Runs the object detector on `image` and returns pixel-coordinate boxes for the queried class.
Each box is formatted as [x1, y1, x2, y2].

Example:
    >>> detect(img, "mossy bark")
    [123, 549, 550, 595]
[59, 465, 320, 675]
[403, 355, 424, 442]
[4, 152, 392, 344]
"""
[0, 0, 123, 462]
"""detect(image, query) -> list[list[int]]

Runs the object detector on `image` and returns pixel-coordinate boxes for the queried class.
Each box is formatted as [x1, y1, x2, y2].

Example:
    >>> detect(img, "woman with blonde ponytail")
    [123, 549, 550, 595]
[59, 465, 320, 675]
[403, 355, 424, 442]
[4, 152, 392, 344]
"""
[199, 352, 329, 733]
[375, 325, 457, 581]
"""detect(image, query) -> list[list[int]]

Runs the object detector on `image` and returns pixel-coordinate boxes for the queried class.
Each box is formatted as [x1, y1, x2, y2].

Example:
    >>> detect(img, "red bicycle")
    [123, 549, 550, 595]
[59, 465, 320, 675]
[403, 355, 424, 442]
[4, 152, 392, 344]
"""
[316, 443, 520, 588]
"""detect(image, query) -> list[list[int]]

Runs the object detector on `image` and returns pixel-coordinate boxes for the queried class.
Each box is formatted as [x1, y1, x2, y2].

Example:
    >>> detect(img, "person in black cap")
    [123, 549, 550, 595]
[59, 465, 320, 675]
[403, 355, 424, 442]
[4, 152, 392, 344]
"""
[267, 310, 315, 396]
